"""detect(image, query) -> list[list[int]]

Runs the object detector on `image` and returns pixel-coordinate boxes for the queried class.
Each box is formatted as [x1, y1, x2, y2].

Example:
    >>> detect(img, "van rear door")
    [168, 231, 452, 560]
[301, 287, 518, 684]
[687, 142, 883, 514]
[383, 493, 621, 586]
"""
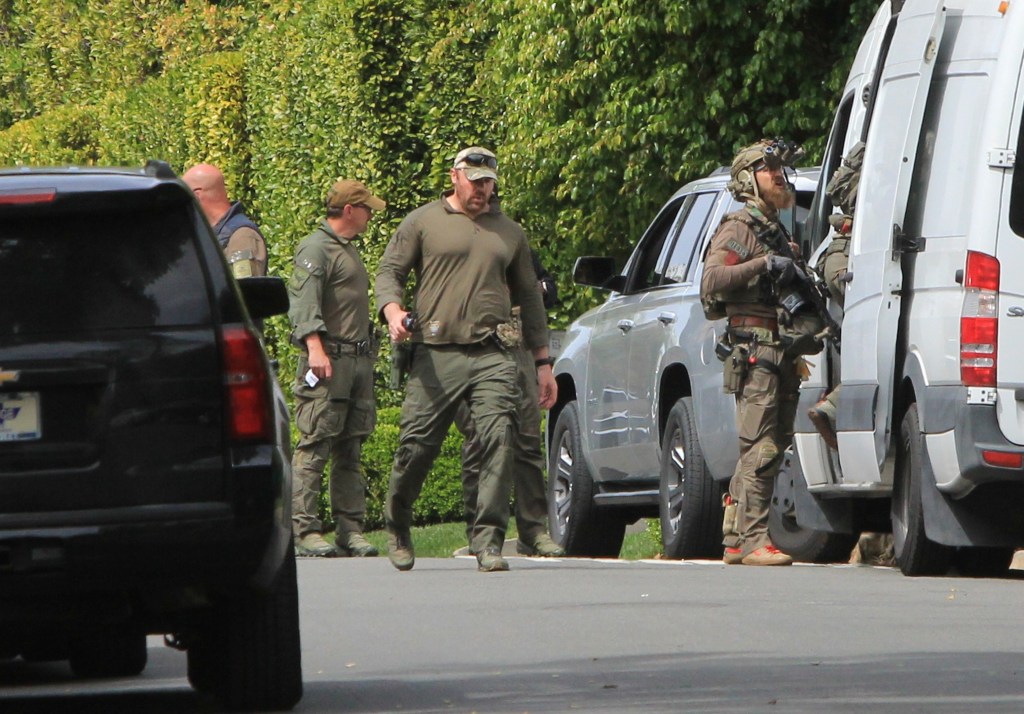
[994, 16, 1024, 445]
[838, 0, 946, 482]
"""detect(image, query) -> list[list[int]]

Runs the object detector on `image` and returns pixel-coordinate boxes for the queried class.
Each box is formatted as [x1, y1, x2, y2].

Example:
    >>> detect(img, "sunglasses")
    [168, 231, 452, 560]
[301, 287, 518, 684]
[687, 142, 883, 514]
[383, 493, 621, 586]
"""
[458, 153, 498, 169]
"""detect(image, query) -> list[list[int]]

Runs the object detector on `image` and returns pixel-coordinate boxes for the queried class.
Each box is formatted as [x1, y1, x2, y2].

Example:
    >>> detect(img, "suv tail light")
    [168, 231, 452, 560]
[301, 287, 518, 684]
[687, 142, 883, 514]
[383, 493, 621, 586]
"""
[222, 326, 272, 441]
[960, 251, 999, 387]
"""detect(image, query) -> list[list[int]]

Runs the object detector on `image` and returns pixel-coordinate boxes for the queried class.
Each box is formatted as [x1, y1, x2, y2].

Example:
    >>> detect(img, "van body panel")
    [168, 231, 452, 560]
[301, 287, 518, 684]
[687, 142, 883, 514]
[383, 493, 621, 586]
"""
[842, 0, 947, 470]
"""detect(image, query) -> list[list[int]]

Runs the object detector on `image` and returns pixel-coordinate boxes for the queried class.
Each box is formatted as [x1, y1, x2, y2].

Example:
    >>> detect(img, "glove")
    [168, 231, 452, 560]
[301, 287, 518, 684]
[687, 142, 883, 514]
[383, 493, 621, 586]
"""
[765, 254, 796, 285]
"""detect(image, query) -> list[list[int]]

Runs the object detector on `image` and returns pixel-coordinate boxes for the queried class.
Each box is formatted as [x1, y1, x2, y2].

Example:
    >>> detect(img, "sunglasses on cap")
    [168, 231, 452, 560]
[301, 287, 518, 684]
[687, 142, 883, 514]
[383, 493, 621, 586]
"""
[458, 153, 498, 169]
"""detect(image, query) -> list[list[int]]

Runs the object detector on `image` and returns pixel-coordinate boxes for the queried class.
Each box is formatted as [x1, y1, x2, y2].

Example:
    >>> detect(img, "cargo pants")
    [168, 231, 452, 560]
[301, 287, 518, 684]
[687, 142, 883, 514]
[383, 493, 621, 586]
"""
[291, 350, 376, 540]
[386, 342, 519, 555]
[455, 345, 548, 549]
[723, 328, 801, 555]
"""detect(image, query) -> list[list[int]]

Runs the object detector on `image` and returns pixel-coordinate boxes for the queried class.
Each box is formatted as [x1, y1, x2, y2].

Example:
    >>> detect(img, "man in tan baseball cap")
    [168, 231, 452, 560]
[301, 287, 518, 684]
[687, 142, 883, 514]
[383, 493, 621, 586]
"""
[288, 177, 385, 559]
[325, 179, 386, 213]
[452, 146, 498, 182]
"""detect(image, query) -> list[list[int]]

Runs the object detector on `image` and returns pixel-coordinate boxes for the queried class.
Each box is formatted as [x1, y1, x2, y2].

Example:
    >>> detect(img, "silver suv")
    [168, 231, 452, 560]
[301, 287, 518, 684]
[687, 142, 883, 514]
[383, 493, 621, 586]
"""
[548, 166, 818, 558]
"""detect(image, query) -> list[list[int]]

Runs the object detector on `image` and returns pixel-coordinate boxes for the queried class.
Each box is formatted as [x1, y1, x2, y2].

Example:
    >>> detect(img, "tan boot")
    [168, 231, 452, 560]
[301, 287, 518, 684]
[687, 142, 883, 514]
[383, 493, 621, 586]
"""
[808, 402, 838, 450]
[295, 533, 338, 558]
[741, 544, 793, 566]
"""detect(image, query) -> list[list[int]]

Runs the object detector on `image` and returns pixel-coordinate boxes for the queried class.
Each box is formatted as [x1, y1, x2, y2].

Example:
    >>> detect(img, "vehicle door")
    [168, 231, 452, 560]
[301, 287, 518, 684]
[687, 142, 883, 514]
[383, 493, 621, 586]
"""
[625, 190, 720, 476]
[584, 196, 688, 479]
[839, 0, 947, 482]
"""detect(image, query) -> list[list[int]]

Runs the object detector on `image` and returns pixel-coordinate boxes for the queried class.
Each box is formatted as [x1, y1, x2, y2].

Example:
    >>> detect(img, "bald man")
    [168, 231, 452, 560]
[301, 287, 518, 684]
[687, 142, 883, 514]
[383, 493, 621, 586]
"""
[183, 164, 267, 278]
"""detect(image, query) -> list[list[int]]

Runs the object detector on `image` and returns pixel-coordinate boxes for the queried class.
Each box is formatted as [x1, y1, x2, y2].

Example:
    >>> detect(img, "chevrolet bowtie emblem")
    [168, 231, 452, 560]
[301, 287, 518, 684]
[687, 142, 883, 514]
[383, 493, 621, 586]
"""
[0, 369, 20, 385]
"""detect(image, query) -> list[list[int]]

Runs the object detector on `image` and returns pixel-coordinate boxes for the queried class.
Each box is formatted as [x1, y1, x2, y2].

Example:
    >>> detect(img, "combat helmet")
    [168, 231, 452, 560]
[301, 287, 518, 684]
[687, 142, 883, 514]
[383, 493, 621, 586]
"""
[726, 138, 805, 202]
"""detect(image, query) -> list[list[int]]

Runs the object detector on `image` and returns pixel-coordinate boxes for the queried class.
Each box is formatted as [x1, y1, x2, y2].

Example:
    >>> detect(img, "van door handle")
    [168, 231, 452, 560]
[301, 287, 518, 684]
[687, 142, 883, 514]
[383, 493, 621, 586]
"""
[617, 320, 634, 333]
[658, 312, 676, 325]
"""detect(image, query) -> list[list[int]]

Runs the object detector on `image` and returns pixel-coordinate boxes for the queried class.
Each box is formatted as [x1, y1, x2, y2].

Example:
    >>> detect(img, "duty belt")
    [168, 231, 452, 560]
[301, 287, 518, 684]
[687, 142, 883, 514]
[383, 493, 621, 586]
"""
[324, 338, 373, 357]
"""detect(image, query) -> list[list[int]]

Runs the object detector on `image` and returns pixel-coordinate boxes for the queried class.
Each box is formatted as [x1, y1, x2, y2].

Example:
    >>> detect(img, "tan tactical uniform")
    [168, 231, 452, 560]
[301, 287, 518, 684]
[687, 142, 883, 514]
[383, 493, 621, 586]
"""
[374, 193, 548, 556]
[701, 205, 801, 555]
[288, 220, 377, 542]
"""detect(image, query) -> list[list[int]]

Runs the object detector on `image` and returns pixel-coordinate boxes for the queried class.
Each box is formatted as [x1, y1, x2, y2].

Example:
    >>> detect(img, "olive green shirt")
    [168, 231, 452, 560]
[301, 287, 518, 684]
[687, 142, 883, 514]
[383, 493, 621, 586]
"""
[288, 220, 370, 344]
[374, 193, 548, 349]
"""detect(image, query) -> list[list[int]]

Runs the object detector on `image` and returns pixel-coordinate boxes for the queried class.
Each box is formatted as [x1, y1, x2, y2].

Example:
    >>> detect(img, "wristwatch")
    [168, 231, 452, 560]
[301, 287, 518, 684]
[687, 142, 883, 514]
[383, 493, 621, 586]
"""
[535, 357, 555, 368]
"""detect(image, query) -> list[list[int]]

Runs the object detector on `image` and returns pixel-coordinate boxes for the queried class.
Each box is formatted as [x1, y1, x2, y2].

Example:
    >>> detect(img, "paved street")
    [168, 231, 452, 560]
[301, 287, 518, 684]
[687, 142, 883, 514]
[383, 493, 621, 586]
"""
[4, 556, 1024, 713]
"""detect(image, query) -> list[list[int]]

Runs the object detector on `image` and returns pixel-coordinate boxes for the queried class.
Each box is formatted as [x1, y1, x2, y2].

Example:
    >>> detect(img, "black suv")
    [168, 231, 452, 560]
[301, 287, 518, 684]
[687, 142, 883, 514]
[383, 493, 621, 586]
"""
[0, 162, 301, 710]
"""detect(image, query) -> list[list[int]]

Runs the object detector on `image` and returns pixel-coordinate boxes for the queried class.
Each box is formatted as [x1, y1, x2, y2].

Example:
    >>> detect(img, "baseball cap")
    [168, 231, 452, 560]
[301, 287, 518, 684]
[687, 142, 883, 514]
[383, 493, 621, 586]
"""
[453, 146, 498, 182]
[325, 179, 386, 212]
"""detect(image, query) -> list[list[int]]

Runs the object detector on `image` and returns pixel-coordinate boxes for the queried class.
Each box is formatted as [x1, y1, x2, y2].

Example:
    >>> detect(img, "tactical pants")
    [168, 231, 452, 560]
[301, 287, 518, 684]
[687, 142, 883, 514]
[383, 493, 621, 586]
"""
[386, 343, 519, 555]
[725, 337, 800, 555]
[455, 346, 548, 548]
[291, 351, 376, 540]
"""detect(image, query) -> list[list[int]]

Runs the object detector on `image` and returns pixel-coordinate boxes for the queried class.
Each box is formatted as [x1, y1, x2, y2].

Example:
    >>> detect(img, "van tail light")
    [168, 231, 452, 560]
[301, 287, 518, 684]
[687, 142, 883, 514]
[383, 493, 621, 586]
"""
[0, 189, 56, 205]
[222, 326, 272, 442]
[960, 251, 999, 387]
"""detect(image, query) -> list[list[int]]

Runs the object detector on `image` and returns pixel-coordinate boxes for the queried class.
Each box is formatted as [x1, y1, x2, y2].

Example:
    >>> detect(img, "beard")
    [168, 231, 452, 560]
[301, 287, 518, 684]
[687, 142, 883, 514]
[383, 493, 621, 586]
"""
[762, 181, 796, 211]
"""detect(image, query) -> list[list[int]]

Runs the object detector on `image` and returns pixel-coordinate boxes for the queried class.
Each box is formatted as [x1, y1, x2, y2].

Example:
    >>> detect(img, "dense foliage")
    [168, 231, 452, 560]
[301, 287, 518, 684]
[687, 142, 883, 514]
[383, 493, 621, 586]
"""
[0, 0, 881, 528]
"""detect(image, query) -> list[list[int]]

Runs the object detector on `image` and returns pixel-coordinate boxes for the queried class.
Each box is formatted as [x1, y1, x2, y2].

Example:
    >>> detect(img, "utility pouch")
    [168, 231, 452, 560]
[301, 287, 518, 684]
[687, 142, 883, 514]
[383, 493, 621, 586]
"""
[722, 344, 749, 394]
[722, 494, 739, 538]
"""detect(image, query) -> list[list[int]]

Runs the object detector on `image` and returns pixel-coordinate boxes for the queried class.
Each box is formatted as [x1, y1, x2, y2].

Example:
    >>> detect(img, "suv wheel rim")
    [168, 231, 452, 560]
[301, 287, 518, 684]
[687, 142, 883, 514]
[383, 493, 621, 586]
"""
[665, 428, 685, 536]
[552, 433, 573, 537]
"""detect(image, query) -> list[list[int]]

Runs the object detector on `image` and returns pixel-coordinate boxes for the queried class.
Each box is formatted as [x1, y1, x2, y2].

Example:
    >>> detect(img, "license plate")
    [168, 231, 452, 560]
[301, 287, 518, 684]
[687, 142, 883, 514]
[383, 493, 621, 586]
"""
[0, 392, 41, 441]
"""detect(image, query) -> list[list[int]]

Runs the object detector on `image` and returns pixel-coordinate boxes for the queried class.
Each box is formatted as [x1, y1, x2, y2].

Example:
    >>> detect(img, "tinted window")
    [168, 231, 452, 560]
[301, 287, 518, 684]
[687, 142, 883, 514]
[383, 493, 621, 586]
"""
[0, 205, 210, 337]
[628, 197, 685, 292]
[1011, 101, 1024, 236]
[661, 192, 717, 284]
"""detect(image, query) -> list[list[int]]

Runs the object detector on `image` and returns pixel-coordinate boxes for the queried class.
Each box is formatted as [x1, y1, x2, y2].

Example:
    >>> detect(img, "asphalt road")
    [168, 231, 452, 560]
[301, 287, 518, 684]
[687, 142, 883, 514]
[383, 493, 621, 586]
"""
[4, 555, 1024, 713]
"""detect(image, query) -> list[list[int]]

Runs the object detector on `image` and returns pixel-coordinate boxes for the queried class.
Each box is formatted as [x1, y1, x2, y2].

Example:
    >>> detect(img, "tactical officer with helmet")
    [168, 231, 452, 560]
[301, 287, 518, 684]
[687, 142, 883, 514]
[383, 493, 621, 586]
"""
[808, 142, 865, 450]
[289, 179, 387, 558]
[700, 138, 807, 566]
[375, 146, 557, 573]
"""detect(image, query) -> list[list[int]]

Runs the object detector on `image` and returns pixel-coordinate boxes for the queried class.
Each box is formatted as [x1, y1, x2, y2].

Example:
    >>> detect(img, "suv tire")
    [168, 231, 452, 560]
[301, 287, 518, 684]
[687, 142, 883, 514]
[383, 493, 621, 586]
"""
[189, 548, 303, 711]
[659, 397, 722, 559]
[768, 457, 859, 563]
[548, 401, 625, 557]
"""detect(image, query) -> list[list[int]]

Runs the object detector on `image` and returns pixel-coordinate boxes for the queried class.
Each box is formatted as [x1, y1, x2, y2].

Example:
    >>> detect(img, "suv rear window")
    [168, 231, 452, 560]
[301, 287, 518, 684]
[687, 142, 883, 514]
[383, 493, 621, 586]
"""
[0, 205, 210, 337]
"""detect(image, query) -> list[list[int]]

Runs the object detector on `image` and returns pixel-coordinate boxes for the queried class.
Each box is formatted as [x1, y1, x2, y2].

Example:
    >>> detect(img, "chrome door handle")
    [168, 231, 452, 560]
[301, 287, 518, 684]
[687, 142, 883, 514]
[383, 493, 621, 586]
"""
[657, 312, 676, 325]
[617, 320, 634, 333]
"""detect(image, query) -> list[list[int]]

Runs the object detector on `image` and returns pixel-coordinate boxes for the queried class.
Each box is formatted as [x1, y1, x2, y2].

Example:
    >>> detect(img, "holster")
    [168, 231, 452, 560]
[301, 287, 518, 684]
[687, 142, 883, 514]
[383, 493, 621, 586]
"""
[722, 343, 749, 394]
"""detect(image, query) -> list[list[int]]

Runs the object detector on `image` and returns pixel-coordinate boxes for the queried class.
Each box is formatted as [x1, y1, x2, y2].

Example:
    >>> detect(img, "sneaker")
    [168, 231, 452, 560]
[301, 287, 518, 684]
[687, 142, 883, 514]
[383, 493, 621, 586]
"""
[387, 530, 415, 571]
[723, 547, 744, 565]
[808, 403, 838, 450]
[295, 533, 338, 558]
[741, 544, 793, 566]
[338, 532, 379, 558]
[517, 533, 565, 557]
[476, 546, 510, 572]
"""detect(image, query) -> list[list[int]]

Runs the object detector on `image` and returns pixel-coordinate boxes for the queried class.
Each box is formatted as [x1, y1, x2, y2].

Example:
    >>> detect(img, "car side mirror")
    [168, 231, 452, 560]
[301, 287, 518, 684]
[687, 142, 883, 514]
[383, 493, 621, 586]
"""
[572, 256, 622, 291]
[237, 276, 290, 320]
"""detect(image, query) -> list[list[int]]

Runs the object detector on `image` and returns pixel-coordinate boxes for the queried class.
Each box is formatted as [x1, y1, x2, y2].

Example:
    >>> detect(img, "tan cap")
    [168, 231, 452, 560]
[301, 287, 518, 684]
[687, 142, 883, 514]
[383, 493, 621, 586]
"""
[326, 179, 386, 212]
[453, 146, 498, 181]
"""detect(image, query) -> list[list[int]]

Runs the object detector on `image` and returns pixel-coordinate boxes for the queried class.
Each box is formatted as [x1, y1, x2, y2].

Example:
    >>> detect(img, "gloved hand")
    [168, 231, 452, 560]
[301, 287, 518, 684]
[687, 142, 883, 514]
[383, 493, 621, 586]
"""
[765, 254, 796, 285]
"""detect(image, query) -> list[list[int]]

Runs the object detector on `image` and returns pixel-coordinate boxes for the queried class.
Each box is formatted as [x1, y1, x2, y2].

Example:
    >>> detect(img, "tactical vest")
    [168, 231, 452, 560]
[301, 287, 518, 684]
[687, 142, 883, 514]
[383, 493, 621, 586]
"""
[214, 202, 262, 249]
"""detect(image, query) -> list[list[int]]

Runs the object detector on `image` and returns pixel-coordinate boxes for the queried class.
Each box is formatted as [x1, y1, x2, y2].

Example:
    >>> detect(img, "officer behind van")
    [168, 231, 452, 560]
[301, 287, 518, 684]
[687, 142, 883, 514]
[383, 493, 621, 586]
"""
[808, 142, 864, 450]
[699, 138, 805, 567]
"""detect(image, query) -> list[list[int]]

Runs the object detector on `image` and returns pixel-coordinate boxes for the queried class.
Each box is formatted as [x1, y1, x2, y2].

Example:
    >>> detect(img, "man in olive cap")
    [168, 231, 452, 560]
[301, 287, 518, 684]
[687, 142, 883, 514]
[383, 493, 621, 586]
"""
[700, 138, 805, 566]
[375, 146, 557, 573]
[289, 179, 386, 558]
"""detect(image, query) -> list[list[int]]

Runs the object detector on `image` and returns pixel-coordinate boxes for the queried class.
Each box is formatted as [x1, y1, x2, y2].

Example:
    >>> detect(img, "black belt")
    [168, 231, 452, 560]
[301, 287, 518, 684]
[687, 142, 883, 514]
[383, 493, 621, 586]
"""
[324, 339, 372, 357]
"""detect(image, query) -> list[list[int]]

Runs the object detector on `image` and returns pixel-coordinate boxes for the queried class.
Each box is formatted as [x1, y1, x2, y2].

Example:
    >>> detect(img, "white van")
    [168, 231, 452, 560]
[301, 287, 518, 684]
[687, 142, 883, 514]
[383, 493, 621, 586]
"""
[773, 0, 1024, 576]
